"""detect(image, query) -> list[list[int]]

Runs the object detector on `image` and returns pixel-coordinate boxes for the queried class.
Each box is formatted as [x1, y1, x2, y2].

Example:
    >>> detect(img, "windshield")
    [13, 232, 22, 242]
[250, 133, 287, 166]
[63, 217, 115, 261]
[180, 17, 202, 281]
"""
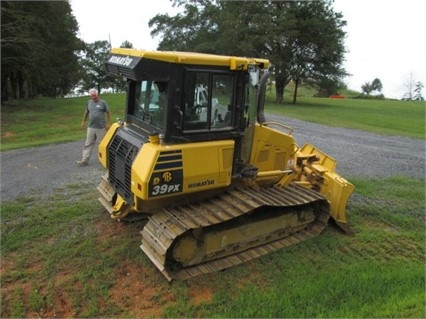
[132, 80, 167, 129]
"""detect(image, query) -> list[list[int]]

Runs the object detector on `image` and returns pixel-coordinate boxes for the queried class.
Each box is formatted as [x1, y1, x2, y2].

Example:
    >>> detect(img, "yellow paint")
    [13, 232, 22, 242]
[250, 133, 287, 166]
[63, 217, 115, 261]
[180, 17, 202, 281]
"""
[110, 48, 270, 70]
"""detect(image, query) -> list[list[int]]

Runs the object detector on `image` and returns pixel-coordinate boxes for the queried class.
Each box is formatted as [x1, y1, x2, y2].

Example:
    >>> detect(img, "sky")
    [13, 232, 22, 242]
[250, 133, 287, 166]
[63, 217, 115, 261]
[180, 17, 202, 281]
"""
[70, 0, 426, 99]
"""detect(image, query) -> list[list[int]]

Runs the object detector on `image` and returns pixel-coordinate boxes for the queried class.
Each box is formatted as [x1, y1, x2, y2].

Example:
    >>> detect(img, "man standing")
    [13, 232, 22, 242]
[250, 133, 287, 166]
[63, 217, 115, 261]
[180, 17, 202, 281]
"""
[77, 88, 111, 167]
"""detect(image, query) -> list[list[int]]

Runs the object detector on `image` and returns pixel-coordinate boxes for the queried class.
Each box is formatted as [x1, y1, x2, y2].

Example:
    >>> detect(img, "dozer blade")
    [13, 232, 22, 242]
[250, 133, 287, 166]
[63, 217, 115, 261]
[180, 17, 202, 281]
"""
[140, 183, 330, 281]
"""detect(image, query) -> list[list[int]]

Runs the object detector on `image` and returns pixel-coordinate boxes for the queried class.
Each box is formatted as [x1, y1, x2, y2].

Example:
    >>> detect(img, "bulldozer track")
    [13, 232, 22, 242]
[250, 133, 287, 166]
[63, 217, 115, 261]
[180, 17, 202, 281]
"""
[140, 183, 330, 281]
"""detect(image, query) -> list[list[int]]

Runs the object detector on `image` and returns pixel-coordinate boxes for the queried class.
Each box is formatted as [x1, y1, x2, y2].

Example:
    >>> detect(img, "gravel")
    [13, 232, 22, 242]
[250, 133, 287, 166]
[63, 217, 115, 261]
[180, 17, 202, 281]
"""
[1, 115, 424, 201]
[266, 114, 425, 180]
[1, 140, 106, 201]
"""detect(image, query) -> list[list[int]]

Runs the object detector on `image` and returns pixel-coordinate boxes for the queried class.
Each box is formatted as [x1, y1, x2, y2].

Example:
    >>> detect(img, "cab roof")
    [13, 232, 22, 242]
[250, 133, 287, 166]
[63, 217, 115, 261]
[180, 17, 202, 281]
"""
[110, 48, 270, 71]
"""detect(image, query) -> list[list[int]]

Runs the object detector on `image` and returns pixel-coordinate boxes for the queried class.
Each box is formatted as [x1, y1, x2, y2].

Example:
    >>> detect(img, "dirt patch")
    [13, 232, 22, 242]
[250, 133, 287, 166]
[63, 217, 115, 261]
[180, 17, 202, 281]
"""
[1, 258, 82, 318]
[94, 218, 126, 241]
[2, 131, 14, 138]
[94, 217, 175, 317]
[236, 268, 267, 288]
[188, 280, 213, 306]
[0, 215, 169, 318]
[109, 261, 174, 318]
[50, 286, 76, 318]
[39, 275, 83, 319]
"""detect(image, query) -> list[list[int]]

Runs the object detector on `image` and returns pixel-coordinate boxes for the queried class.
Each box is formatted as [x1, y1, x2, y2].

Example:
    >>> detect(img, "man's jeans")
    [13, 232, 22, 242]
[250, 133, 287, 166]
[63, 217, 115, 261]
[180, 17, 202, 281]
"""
[82, 127, 106, 163]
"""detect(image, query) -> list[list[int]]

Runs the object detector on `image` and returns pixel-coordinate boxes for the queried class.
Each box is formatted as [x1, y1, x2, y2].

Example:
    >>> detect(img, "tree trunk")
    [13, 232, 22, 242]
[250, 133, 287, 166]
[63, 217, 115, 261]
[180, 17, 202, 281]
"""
[275, 74, 291, 104]
[10, 73, 18, 99]
[17, 72, 24, 98]
[275, 81, 284, 104]
[1, 74, 9, 102]
[292, 78, 299, 104]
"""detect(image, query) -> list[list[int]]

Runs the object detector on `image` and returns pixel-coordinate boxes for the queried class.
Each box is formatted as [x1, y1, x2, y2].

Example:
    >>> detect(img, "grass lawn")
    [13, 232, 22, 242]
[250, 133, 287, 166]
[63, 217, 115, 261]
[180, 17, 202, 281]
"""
[1, 92, 424, 151]
[1, 177, 424, 317]
[1, 92, 425, 317]
[1, 94, 126, 151]
[265, 95, 425, 139]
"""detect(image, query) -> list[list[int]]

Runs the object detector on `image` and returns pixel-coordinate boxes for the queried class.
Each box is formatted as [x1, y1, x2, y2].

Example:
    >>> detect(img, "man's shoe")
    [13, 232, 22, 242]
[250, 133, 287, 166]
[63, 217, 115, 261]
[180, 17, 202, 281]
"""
[77, 160, 89, 167]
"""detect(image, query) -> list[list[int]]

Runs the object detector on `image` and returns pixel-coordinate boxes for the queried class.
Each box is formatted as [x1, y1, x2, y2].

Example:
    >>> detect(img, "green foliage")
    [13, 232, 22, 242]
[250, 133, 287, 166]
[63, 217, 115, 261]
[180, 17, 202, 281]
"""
[79, 40, 120, 93]
[1, 1, 83, 100]
[371, 78, 383, 92]
[286, 1, 347, 103]
[120, 40, 134, 49]
[313, 77, 346, 97]
[149, 0, 347, 104]
[361, 78, 383, 97]
[414, 81, 424, 101]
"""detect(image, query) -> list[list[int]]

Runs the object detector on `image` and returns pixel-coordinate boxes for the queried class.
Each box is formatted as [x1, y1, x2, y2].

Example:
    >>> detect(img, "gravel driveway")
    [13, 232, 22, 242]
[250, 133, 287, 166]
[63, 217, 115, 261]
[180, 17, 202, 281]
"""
[1, 115, 424, 201]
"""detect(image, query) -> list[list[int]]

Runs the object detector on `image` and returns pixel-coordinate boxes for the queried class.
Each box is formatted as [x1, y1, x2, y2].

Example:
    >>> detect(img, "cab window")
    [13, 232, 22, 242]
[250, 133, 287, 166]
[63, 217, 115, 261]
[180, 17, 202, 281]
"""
[183, 71, 234, 131]
[132, 80, 167, 129]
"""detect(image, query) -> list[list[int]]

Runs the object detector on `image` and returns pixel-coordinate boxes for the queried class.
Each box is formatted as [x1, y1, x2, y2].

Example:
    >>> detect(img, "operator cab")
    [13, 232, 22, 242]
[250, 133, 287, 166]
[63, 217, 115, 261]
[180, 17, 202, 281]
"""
[127, 73, 236, 140]
[105, 49, 269, 144]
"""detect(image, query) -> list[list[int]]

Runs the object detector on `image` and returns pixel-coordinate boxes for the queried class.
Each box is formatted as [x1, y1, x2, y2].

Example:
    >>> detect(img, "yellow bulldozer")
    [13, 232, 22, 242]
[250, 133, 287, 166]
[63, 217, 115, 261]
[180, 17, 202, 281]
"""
[97, 48, 354, 281]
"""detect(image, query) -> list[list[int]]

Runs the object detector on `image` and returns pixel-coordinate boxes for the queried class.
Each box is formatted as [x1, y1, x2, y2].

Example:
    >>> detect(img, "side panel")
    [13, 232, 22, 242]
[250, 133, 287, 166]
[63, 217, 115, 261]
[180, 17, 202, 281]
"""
[98, 123, 121, 169]
[131, 140, 235, 202]
[249, 124, 297, 172]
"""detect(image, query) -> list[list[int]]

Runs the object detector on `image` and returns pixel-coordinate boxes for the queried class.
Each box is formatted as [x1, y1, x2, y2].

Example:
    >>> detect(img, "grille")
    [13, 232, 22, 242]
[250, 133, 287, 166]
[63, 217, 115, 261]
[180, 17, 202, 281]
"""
[108, 134, 140, 204]
[105, 64, 134, 79]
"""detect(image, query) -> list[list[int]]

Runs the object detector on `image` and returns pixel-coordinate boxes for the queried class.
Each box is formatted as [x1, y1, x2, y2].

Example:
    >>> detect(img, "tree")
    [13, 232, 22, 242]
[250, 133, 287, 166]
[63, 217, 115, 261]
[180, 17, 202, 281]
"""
[413, 82, 424, 101]
[315, 77, 346, 97]
[1, 0, 82, 100]
[361, 78, 383, 97]
[371, 78, 383, 94]
[120, 40, 133, 49]
[286, 1, 347, 103]
[402, 72, 420, 100]
[78, 40, 112, 93]
[149, 0, 224, 53]
[77, 39, 133, 94]
[111, 40, 135, 91]
[361, 82, 373, 95]
[149, 0, 347, 104]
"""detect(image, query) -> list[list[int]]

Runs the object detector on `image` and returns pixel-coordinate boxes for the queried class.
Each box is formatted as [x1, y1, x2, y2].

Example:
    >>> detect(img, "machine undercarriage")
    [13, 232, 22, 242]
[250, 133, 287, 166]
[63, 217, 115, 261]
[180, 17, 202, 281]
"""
[99, 177, 331, 281]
